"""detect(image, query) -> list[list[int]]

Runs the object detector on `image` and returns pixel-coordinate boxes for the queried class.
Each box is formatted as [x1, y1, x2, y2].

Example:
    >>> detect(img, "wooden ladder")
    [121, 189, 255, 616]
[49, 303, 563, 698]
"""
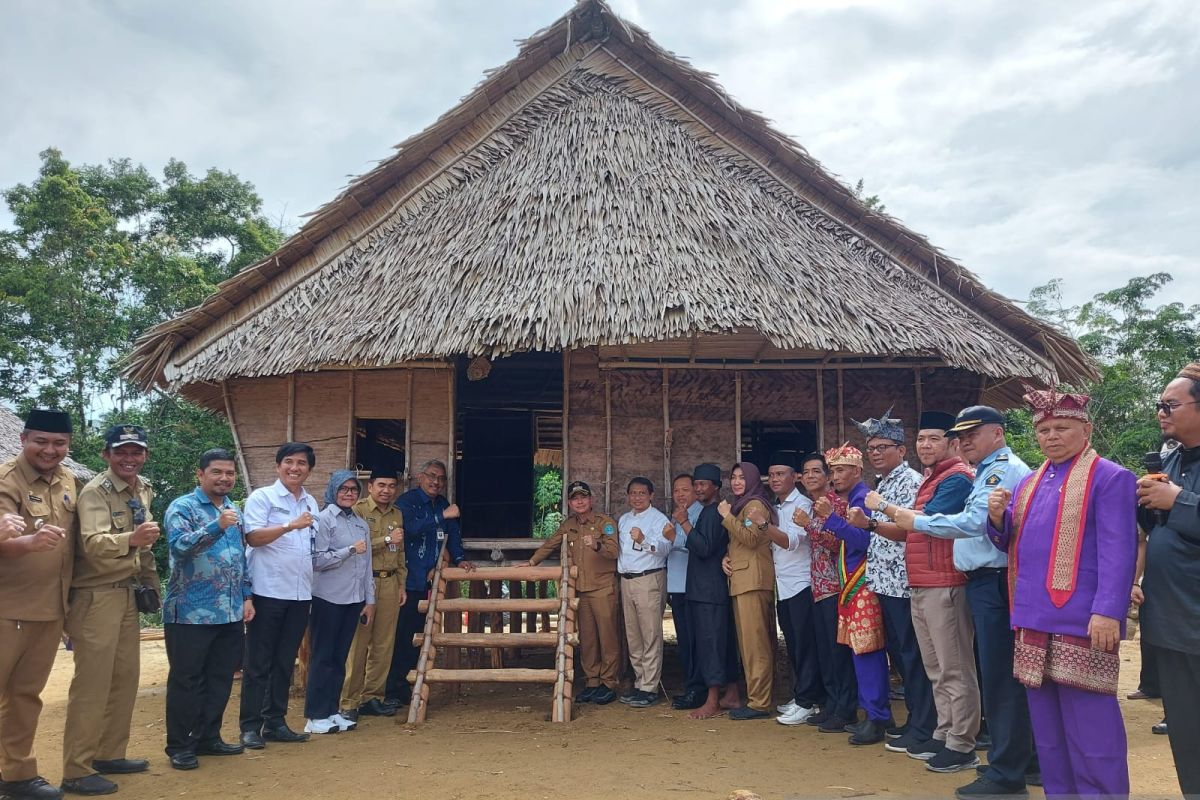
[406, 538, 578, 723]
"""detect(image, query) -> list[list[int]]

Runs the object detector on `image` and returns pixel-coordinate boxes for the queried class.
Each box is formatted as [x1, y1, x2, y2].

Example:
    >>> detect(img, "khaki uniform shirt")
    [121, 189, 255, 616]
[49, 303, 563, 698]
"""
[352, 497, 407, 581]
[530, 513, 619, 594]
[74, 468, 158, 590]
[0, 454, 77, 621]
[723, 498, 776, 596]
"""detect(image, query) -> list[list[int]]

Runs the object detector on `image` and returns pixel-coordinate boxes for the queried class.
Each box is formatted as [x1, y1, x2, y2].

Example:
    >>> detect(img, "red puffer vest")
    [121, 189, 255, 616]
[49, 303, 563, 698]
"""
[906, 457, 974, 588]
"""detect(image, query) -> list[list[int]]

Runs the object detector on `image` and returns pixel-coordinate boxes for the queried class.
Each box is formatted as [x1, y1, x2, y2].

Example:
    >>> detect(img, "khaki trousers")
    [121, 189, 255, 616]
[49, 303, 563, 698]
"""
[577, 587, 621, 689]
[733, 590, 775, 712]
[341, 574, 402, 708]
[0, 619, 62, 781]
[910, 585, 980, 752]
[62, 586, 140, 779]
[620, 571, 666, 692]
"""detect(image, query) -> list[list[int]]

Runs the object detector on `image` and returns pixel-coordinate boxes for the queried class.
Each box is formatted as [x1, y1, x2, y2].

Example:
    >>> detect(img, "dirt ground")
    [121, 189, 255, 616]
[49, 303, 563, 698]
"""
[27, 628, 1179, 800]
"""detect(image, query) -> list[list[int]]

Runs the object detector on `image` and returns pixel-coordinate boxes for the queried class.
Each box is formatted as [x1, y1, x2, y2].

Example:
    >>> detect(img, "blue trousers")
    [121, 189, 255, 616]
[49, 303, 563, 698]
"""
[854, 649, 891, 721]
[668, 592, 702, 692]
[879, 593, 937, 739]
[813, 595, 858, 720]
[966, 568, 1035, 789]
[305, 597, 364, 720]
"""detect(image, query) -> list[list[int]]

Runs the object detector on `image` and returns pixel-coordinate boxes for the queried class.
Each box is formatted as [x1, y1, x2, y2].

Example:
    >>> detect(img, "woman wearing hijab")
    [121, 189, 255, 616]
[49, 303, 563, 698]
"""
[717, 462, 778, 719]
[305, 471, 375, 734]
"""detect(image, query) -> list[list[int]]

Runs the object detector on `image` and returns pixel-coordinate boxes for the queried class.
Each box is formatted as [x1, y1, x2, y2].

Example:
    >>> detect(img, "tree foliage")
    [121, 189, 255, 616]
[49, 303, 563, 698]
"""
[1007, 273, 1200, 470]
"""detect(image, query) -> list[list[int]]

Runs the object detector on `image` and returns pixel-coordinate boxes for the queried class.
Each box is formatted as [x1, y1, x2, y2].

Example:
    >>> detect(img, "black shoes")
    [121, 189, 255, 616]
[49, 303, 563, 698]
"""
[729, 706, 770, 720]
[261, 724, 309, 743]
[817, 714, 855, 733]
[805, 708, 832, 726]
[338, 707, 360, 722]
[883, 720, 904, 739]
[955, 776, 1028, 798]
[169, 752, 199, 771]
[576, 686, 598, 703]
[195, 740, 244, 756]
[1152, 719, 1168, 735]
[848, 719, 888, 745]
[239, 730, 266, 750]
[671, 690, 705, 710]
[0, 777, 64, 800]
[60, 775, 117, 796]
[628, 690, 659, 708]
[591, 686, 617, 705]
[90, 760, 147, 775]
[358, 699, 395, 717]
[926, 747, 979, 773]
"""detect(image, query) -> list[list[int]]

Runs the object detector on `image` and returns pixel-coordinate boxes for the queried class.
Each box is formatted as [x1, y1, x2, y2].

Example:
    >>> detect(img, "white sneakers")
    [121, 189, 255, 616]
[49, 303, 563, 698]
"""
[776, 704, 817, 725]
[305, 718, 339, 735]
[777, 701, 799, 715]
[330, 713, 358, 732]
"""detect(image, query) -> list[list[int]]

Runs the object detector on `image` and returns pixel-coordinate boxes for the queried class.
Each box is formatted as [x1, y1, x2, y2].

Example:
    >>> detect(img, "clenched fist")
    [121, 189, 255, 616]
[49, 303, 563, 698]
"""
[988, 488, 1012, 518]
[792, 506, 812, 527]
[864, 490, 885, 512]
[812, 496, 833, 519]
[847, 507, 870, 530]
[0, 513, 26, 541]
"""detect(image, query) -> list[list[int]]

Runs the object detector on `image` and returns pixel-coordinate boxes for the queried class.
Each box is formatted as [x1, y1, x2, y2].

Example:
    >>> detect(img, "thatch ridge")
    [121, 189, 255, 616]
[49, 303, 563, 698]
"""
[123, 0, 1093, 392]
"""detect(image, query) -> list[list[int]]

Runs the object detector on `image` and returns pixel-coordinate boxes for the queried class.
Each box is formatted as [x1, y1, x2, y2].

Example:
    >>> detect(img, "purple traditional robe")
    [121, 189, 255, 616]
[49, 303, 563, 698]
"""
[988, 452, 1137, 798]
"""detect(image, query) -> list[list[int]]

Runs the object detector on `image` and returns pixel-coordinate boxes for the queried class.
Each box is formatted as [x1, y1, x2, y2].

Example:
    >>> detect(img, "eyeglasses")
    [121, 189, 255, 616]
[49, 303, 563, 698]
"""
[337, 486, 360, 494]
[865, 444, 900, 454]
[421, 472, 446, 483]
[1157, 400, 1200, 417]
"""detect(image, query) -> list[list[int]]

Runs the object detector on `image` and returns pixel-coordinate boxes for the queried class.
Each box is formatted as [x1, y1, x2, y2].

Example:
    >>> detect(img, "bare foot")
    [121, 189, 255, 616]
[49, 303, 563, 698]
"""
[689, 701, 723, 720]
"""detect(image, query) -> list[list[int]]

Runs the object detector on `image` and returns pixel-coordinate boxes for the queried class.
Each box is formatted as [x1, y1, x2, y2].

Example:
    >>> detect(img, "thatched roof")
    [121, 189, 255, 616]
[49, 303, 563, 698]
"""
[0, 407, 96, 481]
[124, 0, 1094, 403]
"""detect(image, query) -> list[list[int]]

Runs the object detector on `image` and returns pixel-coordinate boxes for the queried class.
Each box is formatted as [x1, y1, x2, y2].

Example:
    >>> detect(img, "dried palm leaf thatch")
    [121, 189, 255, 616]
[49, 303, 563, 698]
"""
[123, 0, 1093, 394]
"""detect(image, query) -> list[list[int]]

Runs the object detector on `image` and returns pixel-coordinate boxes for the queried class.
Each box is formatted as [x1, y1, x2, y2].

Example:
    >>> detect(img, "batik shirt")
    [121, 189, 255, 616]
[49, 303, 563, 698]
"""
[868, 462, 922, 598]
[163, 486, 251, 625]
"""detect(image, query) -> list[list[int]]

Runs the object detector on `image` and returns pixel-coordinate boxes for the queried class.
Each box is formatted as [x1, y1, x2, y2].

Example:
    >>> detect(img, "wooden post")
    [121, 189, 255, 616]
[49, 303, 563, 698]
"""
[404, 370, 414, 482]
[562, 350, 570, 510]
[286, 373, 296, 442]
[604, 372, 612, 515]
[734, 371, 743, 464]
[913, 367, 924, 420]
[662, 368, 670, 514]
[978, 374, 988, 404]
[221, 380, 253, 491]
[816, 369, 825, 450]
[836, 368, 845, 444]
[447, 367, 456, 502]
[407, 534, 451, 723]
[552, 534, 571, 722]
[345, 370, 356, 468]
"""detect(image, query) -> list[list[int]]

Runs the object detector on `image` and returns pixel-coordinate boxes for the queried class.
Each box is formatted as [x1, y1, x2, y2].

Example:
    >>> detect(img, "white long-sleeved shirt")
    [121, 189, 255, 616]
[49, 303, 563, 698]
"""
[771, 488, 812, 600]
[243, 479, 318, 601]
[617, 506, 672, 574]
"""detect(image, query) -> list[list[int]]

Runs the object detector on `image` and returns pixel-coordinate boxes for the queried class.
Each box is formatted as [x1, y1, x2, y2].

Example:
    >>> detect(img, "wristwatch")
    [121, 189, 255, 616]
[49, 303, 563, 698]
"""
[867, 519, 879, 533]
[875, 499, 888, 513]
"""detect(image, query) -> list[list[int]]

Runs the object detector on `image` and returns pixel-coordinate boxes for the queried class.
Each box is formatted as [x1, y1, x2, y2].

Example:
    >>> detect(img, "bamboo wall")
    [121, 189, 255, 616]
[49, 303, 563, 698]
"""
[226, 367, 452, 495]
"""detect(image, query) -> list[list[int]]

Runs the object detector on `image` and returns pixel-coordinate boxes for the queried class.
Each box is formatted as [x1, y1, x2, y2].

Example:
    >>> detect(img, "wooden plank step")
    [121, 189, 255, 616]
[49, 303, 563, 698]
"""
[441, 565, 575, 581]
[413, 631, 578, 647]
[406, 668, 557, 684]
[419, 597, 578, 613]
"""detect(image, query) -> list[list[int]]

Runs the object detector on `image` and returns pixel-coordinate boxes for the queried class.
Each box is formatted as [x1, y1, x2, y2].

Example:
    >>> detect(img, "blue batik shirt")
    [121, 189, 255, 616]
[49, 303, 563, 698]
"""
[163, 487, 252, 624]
[398, 487, 466, 592]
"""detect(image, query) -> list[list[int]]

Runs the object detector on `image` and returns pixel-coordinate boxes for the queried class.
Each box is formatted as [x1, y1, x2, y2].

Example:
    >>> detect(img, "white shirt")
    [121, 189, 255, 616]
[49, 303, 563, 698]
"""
[617, 506, 672, 574]
[771, 488, 813, 600]
[243, 479, 319, 601]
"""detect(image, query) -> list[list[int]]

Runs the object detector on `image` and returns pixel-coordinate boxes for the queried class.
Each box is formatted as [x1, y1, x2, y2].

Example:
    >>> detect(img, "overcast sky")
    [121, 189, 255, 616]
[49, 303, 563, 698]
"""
[3, 0, 1197, 310]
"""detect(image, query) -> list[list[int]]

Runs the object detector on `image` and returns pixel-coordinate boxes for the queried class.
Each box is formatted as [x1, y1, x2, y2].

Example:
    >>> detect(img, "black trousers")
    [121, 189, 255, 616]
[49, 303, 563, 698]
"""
[879, 593, 937, 739]
[777, 588, 823, 707]
[386, 589, 428, 702]
[813, 595, 858, 720]
[164, 621, 244, 756]
[239, 595, 310, 733]
[1137, 633, 1161, 697]
[668, 592, 702, 693]
[304, 597, 364, 720]
[1153, 645, 1200, 797]
[688, 599, 739, 688]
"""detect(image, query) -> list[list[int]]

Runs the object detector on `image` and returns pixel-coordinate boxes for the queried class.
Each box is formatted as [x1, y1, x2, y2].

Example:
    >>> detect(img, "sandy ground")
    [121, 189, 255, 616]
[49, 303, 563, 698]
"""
[25, 628, 1179, 800]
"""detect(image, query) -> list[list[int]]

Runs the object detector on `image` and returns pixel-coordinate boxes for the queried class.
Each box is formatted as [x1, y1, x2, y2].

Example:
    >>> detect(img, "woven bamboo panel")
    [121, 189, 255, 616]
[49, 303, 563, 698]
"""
[839, 369, 918, 447]
[924, 367, 985, 414]
[296, 372, 354, 491]
[229, 376, 288, 490]
[355, 368, 411, 420]
[410, 369, 450, 475]
[740, 371, 819, 421]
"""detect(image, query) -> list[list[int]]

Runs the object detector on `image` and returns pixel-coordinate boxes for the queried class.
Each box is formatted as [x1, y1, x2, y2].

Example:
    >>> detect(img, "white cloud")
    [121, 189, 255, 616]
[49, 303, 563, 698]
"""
[2, 0, 1196, 313]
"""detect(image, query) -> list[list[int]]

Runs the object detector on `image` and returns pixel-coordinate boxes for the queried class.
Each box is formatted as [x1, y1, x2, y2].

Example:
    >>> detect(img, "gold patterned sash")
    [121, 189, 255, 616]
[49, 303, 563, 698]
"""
[1009, 447, 1100, 609]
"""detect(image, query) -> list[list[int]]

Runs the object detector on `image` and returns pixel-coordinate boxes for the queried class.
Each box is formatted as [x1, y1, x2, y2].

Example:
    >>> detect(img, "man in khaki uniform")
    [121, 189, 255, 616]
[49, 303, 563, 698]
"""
[528, 481, 620, 704]
[61, 425, 159, 796]
[341, 468, 408, 719]
[0, 409, 77, 800]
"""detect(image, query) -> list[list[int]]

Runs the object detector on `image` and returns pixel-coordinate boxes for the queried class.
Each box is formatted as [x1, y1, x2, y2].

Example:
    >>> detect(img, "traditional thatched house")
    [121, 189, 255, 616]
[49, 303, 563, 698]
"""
[0, 406, 96, 481]
[125, 0, 1092, 536]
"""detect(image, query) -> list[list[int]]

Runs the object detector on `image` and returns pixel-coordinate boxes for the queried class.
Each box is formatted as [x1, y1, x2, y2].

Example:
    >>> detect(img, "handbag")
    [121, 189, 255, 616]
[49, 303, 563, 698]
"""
[133, 582, 161, 613]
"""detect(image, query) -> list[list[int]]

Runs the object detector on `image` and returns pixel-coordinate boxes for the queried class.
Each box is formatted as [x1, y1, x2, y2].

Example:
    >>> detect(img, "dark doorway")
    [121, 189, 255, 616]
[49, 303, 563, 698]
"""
[740, 420, 819, 470]
[354, 419, 406, 476]
[455, 352, 563, 538]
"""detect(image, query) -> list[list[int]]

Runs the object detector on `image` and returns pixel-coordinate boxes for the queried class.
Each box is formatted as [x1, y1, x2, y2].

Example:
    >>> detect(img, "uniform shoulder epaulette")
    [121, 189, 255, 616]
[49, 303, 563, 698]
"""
[0, 459, 16, 480]
[995, 453, 1009, 462]
[100, 477, 116, 493]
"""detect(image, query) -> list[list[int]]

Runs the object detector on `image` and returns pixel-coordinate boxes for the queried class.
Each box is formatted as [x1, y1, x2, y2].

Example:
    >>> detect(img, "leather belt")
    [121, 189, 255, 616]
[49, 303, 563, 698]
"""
[373, 569, 398, 579]
[965, 567, 1005, 580]
[620, 567, 665, 580]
